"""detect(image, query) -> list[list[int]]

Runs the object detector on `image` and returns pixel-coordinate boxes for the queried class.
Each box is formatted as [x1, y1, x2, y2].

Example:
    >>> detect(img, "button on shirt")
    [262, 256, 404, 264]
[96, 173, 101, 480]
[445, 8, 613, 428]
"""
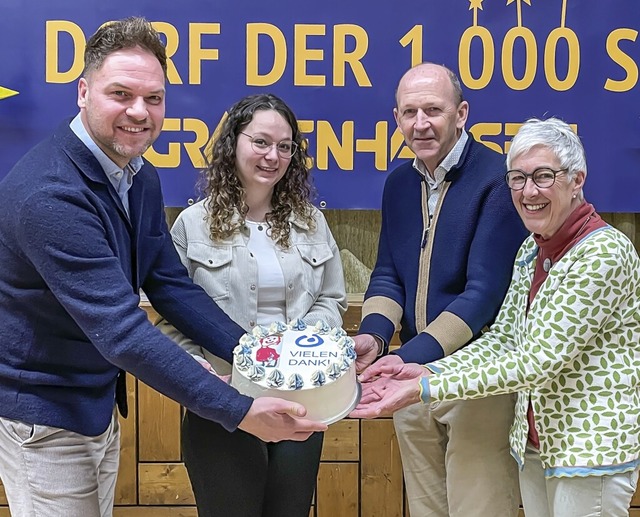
[69, 114, 142, 218]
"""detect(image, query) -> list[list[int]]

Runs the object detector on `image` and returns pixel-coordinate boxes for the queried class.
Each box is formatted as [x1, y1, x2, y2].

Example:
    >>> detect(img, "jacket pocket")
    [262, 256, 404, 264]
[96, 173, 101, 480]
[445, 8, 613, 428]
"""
[185, 242, 232, 301]
[296, 242, 333, 296]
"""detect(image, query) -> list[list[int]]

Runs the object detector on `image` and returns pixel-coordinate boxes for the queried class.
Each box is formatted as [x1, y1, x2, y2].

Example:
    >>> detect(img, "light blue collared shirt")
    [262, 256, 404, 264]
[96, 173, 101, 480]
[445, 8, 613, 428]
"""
[69, 114, 143, 218]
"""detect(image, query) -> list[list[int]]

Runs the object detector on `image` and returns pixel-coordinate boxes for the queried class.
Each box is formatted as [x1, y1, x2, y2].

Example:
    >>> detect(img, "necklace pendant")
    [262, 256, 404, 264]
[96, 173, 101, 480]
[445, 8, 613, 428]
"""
[543, 258, 552, 272]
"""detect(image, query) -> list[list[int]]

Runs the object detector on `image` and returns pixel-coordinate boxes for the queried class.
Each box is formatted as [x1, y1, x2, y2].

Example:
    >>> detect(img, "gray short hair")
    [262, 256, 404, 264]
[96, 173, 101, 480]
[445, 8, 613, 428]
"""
[506, 117, 587, 180]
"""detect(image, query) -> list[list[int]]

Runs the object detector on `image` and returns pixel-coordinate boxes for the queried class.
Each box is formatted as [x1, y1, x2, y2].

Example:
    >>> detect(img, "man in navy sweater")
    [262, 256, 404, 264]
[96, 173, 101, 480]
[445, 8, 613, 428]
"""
[0, 17, 325, 517]
[354, 64, 527, 516]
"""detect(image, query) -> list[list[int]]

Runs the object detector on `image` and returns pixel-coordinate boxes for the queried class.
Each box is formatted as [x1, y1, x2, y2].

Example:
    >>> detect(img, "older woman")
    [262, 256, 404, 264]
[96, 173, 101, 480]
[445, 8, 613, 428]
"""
[352, 117, 640, 517]
[157, 93, 347, 517]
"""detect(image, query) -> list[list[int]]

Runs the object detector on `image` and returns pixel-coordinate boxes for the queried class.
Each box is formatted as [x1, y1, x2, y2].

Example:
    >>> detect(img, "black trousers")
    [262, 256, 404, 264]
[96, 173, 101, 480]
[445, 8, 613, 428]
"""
[181, 410, 323, 517]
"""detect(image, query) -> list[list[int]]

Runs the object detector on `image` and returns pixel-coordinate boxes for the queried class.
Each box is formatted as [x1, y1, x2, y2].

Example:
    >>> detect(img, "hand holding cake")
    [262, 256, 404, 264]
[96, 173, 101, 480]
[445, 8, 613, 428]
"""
[237, 396, 327, 443]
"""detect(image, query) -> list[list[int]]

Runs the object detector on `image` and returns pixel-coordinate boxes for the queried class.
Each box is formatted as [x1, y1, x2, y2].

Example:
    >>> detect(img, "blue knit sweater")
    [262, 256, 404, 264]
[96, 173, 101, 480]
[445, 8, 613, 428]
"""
[0, 121, 252, 436]
[360, 137, 528, 364]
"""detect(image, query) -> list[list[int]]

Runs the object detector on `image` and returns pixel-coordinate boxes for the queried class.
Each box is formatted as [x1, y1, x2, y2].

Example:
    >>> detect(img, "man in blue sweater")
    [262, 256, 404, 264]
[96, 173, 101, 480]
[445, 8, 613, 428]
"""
[354, 64, 527, 516]
[0, 17, 325, 517]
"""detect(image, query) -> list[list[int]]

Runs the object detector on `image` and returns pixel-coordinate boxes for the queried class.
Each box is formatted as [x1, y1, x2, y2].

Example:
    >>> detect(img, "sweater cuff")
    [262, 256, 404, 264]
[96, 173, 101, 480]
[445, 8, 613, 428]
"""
[359, 313, 395, 355]
[394, 332, 444, 364]
[418, 376, 430, 404]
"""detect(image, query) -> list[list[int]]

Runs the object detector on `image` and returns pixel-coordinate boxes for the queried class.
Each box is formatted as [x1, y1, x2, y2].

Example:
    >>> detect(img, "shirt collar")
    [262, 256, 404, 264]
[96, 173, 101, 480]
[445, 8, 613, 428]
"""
[412, 130, 468, 187]
[69, 113, 143, 179]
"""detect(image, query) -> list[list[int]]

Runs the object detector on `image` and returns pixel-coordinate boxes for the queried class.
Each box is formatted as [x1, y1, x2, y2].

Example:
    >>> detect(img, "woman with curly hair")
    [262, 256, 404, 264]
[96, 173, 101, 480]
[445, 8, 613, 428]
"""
[158, 93, 347, 517]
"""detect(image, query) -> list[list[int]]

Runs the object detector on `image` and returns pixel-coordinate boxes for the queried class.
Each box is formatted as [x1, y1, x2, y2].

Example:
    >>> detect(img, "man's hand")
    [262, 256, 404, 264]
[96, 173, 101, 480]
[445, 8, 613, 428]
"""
[237, 397, 328, 442]
[357, 353, 404, 382]
[353, 334, 381, 373]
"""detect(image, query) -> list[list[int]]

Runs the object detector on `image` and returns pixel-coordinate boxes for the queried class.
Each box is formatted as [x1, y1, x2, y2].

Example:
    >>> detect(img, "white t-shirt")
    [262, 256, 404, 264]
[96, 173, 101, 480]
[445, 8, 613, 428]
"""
[246, 220, 286, 324]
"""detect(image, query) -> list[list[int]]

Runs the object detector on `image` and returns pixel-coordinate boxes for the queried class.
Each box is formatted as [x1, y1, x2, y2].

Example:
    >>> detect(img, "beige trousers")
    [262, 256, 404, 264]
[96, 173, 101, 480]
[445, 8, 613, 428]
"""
[519, 445, 639, 517]
[0, 412, 120, 517]
[393, 395, 520, 517]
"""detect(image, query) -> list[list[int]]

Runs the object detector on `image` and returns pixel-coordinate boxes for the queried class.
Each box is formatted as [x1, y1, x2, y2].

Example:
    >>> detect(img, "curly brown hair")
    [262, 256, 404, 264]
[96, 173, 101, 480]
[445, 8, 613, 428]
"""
[199, 93, 316, 248]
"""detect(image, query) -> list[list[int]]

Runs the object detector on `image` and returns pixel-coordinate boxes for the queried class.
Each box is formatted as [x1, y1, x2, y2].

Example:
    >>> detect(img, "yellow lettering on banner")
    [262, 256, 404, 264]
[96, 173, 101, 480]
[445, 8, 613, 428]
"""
[45, 20, 85, 83]
[145, 118, 182, 168]
[152, 22, 183, 85]
[502, 27, 537, 90]
[605, 28, 638, 92]
[459, 26, 495, 90]
[355, 121, 388, 170]
[333, 24, 371, 87]
[298, 120, 315, 135]
[544, 28, 580, 91]
[246, 23, 287, 86]
[189, 23, 220, 85]
[471, 122, 578, 155]
[469, 123, 503, 154]
[315, 120, 354, 170]
[390, 128, 414, 160]
[504, 123, 524, 154]
[399, 25, 423, 67]
[183, 118, 211, 168]
[295, 24, 326, 86]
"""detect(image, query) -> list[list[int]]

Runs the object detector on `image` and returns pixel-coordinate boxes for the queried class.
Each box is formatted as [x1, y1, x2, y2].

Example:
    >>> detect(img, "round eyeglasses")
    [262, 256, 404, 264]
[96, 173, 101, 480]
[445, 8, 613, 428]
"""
[239, 132, 298, 158]
[505, 167, 568, 191]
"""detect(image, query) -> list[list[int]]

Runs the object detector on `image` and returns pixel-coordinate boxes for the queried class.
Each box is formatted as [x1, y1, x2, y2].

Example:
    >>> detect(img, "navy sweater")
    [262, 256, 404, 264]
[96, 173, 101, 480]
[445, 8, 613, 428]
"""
[0, 121, 252, 436]
[360, 137, 528, 364]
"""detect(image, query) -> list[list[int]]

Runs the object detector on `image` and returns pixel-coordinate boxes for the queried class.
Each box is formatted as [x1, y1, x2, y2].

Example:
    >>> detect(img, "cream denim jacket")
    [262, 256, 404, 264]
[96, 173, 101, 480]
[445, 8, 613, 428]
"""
[157, 200, 347, 374]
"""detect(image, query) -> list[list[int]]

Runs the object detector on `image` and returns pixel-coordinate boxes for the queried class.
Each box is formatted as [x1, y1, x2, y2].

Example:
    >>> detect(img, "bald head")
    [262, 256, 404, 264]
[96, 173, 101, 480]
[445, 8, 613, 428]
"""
[396, 63, 463, 108]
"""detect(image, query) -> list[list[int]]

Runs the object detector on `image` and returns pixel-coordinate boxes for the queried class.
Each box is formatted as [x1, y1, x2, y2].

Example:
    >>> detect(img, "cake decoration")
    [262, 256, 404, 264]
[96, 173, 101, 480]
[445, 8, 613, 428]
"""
[267, 369, 285, 388]
[230, 319, 361, 424]
[288, 373, 304, 390]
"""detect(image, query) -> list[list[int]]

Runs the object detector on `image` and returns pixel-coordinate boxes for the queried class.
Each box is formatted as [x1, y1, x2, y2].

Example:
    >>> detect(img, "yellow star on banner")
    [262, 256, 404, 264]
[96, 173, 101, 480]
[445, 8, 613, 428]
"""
[0, 86, 19, 100]
[469, 0, 484, 10]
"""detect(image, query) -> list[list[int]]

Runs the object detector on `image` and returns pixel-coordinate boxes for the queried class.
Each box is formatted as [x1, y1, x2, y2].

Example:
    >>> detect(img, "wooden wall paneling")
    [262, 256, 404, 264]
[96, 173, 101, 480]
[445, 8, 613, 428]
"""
[0, 509, 9, 517]
[138, 463, 195, 505]
[321, 419, 360, 461]
[0, 482, 6, 506]
[360, 419, 404, 517]
[137, 381, 182, 462]
[316, 463, 359, 517]
[115, 373, 138, 504]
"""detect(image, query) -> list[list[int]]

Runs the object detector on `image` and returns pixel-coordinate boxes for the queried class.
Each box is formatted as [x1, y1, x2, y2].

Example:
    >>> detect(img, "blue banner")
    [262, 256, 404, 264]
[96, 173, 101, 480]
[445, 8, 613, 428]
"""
[1, 0, 638, 210]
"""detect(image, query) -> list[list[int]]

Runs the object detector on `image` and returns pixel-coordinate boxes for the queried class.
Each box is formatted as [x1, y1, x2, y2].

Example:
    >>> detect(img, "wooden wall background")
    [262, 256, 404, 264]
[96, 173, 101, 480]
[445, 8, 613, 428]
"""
[0, 211, 638, 516]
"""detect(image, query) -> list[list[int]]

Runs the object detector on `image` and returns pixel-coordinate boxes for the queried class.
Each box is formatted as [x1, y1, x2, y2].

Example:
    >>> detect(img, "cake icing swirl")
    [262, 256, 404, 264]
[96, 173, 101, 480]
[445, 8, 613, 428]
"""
[267, 369, 285, 388]
[288, 373, 304, 390]
[311, 370, 326, 386]
[248, 365, 265, 381]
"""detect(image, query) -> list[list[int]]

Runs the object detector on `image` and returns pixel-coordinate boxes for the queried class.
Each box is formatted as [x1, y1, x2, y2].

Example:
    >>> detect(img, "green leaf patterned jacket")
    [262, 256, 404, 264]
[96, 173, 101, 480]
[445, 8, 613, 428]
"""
[427, 226, 640, 476]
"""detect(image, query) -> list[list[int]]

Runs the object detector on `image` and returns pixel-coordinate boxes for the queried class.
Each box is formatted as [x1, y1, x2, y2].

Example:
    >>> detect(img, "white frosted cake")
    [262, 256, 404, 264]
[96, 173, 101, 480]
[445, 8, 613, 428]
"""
[230, 320, 360, 425]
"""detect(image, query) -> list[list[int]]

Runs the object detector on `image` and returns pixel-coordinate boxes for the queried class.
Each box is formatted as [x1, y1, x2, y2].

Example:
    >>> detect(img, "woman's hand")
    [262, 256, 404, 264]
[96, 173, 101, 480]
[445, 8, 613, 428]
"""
[350, 362, 428, 419]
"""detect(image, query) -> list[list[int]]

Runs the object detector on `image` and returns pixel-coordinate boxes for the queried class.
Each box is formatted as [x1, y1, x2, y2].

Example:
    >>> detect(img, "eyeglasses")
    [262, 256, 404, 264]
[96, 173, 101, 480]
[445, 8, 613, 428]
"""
[239, 132, 298, 158]
[505, 167, 568, 191]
